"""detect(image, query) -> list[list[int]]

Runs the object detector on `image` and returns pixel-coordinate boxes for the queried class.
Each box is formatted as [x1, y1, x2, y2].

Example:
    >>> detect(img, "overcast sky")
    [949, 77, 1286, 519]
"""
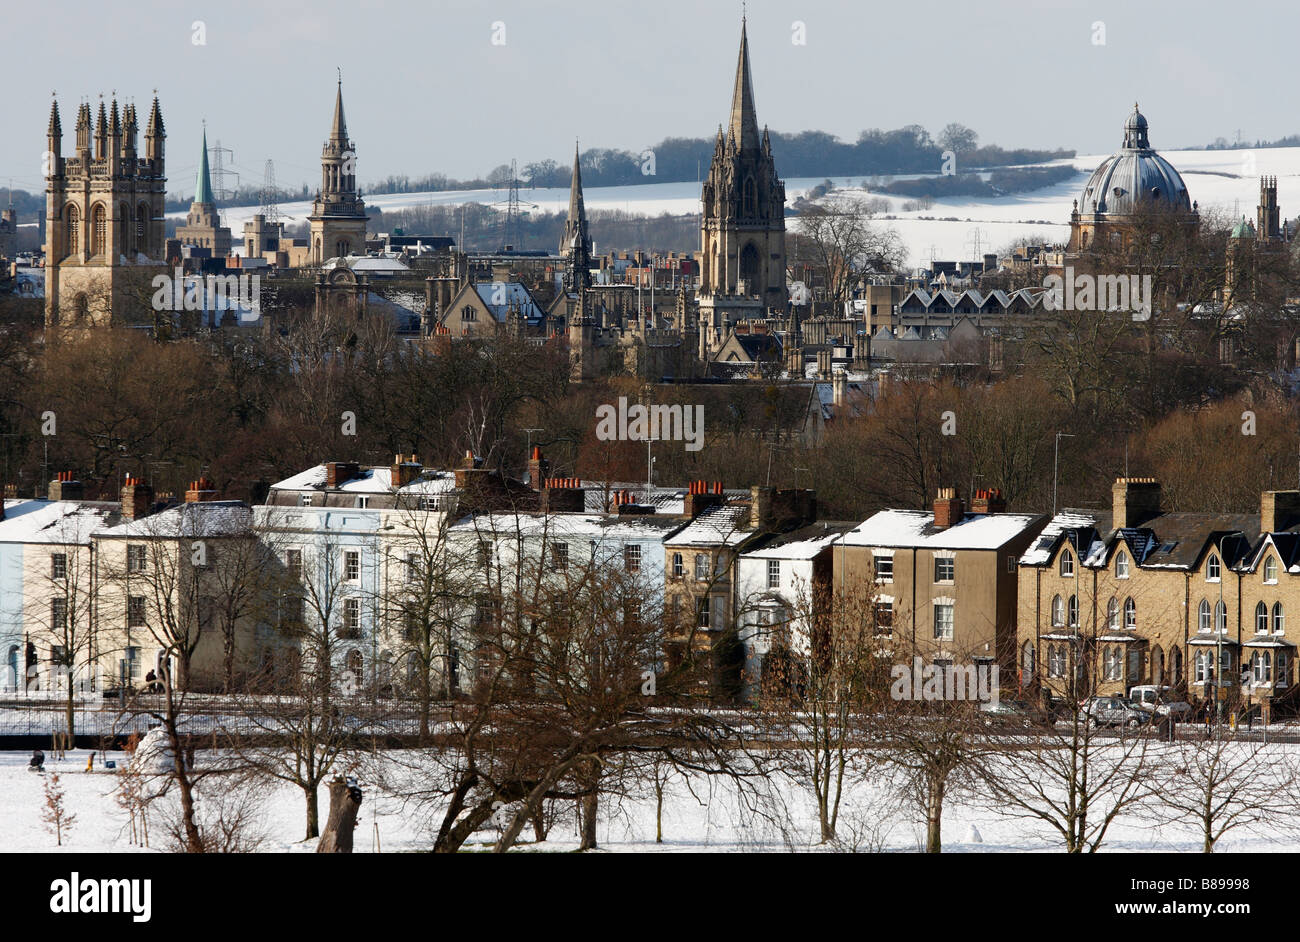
[4, 0, 1294, 199]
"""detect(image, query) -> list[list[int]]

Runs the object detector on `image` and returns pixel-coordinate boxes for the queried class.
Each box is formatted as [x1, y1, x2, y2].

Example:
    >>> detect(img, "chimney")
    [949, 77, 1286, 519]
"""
[684, 480, 725, 520]
[932, 487, 965, 530]
[184, 477, 218, 503]
[390, 454, 421, 489]
[832, 372, 848, 407]
[1261, 490, 1300, 533]
[48, 471, 85, 502]
[540, 476, 584, 513]
[527, 446, 550, 491]
[1111, 477, 1161, 529]
[969, 487, 1006, 515]
[325, 461, 361, 489]
[121, 476, 156, 521]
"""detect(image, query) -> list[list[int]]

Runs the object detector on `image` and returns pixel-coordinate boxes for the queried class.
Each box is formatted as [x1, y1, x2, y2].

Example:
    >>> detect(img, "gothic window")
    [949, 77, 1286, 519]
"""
[739, 242, 760, 292]
[137, 202, 150, 254]
[64, 203, 80, 257]
[742, 176, 757, 217]
[90, 203, 107, 257]
[119, 202, 131, 255]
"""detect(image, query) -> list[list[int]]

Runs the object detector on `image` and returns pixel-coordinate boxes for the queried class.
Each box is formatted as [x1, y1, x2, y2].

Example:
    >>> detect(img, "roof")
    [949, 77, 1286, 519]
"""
[1020, 510, 1109, 566]
[742, 521, 855, 560]
[95, 502, 251, 538]
[0, 500, 120, 545]
[474, 282, 544, 323]
[846, 509, 1043, 550]
[269, 465, 458, 496]
[450, 511, 684, 542]
[667, 505, 753, 547]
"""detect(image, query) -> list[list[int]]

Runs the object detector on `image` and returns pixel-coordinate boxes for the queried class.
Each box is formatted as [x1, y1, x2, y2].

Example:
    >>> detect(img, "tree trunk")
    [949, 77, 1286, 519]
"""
[304, 784, 320, 840]
[579, 792, 598, 851]
[925, 778, 945, 854]
[317, 777, 363, 853]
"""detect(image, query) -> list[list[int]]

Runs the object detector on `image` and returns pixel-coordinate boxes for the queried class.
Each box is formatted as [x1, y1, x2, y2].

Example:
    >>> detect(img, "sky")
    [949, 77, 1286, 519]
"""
[3, 0, 1296, 201]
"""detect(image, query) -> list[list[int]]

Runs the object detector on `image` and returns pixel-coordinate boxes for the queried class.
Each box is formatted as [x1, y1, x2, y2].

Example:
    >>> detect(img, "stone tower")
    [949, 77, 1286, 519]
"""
[308, 78, 367, 265]
[1257, 176, 1282, 243]
[560, 143, 592, 295]
[698, 18, 787, 331]
[175, 126, 231, 256]
[44, 95, 168, 327]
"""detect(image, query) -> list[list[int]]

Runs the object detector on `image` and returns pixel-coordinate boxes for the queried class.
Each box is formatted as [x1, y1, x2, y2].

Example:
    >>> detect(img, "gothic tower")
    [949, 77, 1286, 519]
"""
[44, 94, 168, 327]
[698, 18, 787, 327]
[560, 143, 592, 295]
[175, 126, 231, 256]
[1257, 176, 1282, 243]
[308, 78, 367, 265]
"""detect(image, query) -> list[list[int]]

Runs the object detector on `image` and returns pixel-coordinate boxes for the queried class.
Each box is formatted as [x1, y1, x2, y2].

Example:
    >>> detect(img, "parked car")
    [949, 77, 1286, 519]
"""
[1078, 696, 1151, 728]
[1127, 685, 1193, 721]
[980, 699, 1052, 728]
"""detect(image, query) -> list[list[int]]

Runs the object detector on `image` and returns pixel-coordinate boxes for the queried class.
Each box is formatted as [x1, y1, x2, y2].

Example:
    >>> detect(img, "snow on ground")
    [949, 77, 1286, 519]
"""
[0, 740, 1292, 853]
[192, 146, 1300, 269]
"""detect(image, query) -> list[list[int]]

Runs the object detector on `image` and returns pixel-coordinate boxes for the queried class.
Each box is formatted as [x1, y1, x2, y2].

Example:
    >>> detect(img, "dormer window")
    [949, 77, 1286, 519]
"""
[1059, 551, 1074, 577]
[1265, 556, 1279, 584]
[1116, 551, 1129, 579]
[1206, 554, 1221, 582]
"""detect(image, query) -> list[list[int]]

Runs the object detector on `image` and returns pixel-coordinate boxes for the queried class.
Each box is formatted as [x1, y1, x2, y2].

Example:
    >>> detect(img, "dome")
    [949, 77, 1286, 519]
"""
[1230, 216, 1256, 239]
[1078, 103, 1192, 216]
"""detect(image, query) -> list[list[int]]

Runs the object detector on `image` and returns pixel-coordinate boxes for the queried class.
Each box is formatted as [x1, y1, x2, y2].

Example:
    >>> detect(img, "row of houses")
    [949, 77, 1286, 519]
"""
[6, 455, 1300, 715]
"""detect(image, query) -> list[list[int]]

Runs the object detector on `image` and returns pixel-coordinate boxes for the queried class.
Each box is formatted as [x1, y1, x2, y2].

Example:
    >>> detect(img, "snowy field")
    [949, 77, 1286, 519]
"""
[2, 741, 1293, 854]
[190, 146, 1300, 268]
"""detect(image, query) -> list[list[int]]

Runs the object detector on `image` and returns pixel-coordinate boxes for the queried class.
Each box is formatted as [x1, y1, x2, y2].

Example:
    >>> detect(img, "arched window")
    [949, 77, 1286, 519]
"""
[1106, 597, 1119, 630]
[742, 176, 756, 217]
[1198, 599, 1211, 633]
[1150, 645, 1164, 685]
[1194, 649, 1210, 683]
[1116, 551, 1129, 579]
[1274, 602, 1285, 634]
[1215, 600, 1227, 634]
[1067, 594, 1079, 628]
[1206, 554, 1221, 581]
[1022, 641, 1035, 678]
[1105, 646, 1123, 681]
[1256, 601, 1269, 634]
[1171, 645, 1182, 683]
[90, 203, 107, 256]
[346, 649, 363, 687]
[739, 242, 760, 292]
[1123, 597, 1136, 629]
[1048, 644, 1066, 678]
[64, 203, 80, 258]
[1060, 551, 1074, 577]
[137, 201, 150, 254]
[119, 202, 131, 255]
[1253, 650, 1273, 684]
[1051, 594, 1064, 627]
[1265, 556, 1279, 583]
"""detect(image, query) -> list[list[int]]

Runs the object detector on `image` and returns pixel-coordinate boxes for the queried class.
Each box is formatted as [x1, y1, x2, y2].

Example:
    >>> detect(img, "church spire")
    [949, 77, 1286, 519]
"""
[562, 141, 591, 294]
[728, 18, 760, 153]
[194, 126, 214, 206]
[330, 74, 348, 143]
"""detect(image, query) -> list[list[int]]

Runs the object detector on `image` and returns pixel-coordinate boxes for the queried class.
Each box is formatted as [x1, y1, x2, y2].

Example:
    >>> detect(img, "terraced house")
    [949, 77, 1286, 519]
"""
[1017, 479, 1300, 718]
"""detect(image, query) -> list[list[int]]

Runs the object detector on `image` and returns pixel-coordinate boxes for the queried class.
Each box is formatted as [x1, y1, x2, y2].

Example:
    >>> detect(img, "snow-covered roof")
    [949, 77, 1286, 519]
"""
[269, 465, 457, 495]
[0, 500, 119, 545]
[94, 501, 251, 539]
[668, 505, 753, 547]
[322, 255, 411, 273]
[1019, 510, 1104, 566]
[450, 511, 682, 542]
[845, 509, 1042, 550]
[742, 522, 854, 560]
